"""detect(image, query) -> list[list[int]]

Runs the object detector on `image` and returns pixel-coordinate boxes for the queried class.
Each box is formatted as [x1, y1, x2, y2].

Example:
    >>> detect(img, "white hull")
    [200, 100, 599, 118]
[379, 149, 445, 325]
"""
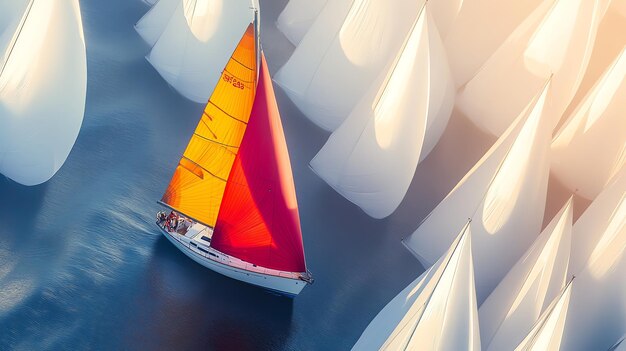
[159, 225, 308, 297]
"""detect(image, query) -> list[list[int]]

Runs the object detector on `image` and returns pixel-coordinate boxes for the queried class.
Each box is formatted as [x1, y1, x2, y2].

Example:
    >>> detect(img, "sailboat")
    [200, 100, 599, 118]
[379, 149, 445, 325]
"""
[403, 80, 553, 302]
[156, 19, 313, 297]
[352, 221, 480, 351]
[0, 0, 87, 186]
[309, 3, 454, 219]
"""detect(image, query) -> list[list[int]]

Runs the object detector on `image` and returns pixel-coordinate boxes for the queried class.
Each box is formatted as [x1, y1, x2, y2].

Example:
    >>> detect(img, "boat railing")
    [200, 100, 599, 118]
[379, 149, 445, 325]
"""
[180, 238, 301, 280]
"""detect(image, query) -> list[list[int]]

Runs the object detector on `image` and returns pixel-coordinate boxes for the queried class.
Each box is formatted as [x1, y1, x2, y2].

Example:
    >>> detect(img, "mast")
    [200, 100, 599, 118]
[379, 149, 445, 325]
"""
[160, 23, 258, 228]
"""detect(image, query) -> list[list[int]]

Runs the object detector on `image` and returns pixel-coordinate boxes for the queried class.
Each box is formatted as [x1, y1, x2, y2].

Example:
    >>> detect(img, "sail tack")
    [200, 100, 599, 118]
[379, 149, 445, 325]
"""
[551, 47, 626, 200]
[161, 24, 257, 227]
[274, 0, 425, 132]
[146, 0, 255, 103]
[480, 199, 572, 350]
[276, 0, 328, 46]
[309, 5, 454, 219]
[0, 0, 87, 186]
[457, 0, 610, 136]
[211, 53, 307, 273]
[353, 222, 480, 351]
[404, 81, 552, 302]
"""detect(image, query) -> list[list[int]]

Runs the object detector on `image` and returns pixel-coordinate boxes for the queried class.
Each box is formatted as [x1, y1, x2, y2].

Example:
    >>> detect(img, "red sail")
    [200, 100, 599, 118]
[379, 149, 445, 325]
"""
[211, 53, 307, 273]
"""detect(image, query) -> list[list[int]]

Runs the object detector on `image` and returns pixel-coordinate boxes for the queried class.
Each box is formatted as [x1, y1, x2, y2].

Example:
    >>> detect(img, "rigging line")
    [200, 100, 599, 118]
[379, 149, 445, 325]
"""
[386, 221, 471, 349]
[0, 0, 35, 79]
[231, 56, 255, 72]
[468, 75, 552, 222]
[373, 1, 427, 110]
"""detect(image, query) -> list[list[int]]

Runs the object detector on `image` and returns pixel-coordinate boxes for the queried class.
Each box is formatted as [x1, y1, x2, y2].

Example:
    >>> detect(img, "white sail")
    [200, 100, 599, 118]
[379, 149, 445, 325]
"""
[146, 0, 255, 103]
[0, 0, 30, 58]
[568, 166, 626, 277]
[559, 178, 626, 351]
[353, 222, 480, 351]
[443, 0, 544, 87]
[276, 0, 327, 46]
[135, 0, 179, 47]
[309, 5, 453, 219]
[274, 0, 425, 132]
[456, 0, 611, 136]
[480, 198, 573, 351]
[403, 81, 553, 303]
[0, 0, 87, 186]
[551, 47, 626, 200]
[143, 0, 159, 6]
[558, 166, 626, 350]
[514, 280, 573, 351]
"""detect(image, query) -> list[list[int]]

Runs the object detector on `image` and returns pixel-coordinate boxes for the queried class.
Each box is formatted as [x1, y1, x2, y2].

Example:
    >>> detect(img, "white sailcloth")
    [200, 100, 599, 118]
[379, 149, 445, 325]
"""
[514, 280, 573, 351]
[352, 222, 480, 351]
[276, 0, 327, 46]
[135, 0, 179, 47]
[559, 177, 626, 350]
[143, 0, 159, 6]
[403, 81, 553, 303]
[274, 0, 425, 132]
[456, 0, 611, 136]
[551, 47, 626, 200]
[443, 0, 544, 87]
[309, 5, 453, 219]
[480, 198, 573, 351]
[568, 165, 626, 277]
[146, 0, 255, 103]
[0, 0, 87, 186]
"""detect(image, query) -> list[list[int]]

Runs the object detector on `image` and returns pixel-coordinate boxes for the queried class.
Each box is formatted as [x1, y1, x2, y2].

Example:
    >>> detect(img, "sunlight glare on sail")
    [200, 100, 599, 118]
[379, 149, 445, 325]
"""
[339, 0, 390, 67]
[588, 194, 626, 278]
[373, 8, 428, 149]
[585, 49, 626, 132]
[482, 84, 548, 234]
[523, 0, 582, 76]
[183, 0, 222, 43]
[0, 0, 52, 101]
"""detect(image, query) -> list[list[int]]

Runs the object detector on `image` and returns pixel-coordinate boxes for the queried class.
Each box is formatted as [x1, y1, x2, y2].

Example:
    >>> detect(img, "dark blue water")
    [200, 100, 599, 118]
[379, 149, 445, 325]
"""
[0, 1, 582, 350]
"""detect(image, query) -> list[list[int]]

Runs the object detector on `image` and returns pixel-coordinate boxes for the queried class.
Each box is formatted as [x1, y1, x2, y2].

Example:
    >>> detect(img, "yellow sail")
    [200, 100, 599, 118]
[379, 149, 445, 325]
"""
[160, 23, 257, 227]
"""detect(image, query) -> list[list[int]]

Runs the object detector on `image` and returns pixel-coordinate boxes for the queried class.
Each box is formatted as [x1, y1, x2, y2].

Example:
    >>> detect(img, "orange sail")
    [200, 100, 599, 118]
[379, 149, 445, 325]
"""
[211, 53, 307, 273]
[160, 24, 257, 227]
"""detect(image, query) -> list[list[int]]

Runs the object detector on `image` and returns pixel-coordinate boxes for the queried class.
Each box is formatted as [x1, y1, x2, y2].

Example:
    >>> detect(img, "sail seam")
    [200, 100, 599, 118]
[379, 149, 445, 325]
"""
[0, 0, 35, 79]
[206, 102, 249, 125]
